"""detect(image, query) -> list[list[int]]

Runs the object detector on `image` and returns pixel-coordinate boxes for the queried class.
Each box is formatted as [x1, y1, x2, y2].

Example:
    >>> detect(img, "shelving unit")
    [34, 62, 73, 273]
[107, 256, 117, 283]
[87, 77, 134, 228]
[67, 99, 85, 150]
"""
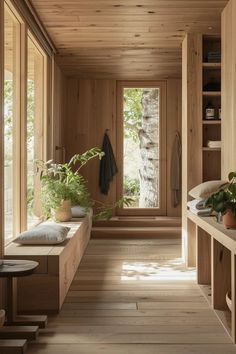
[202, 35, 221, 182]
[187, 211, 236, 343]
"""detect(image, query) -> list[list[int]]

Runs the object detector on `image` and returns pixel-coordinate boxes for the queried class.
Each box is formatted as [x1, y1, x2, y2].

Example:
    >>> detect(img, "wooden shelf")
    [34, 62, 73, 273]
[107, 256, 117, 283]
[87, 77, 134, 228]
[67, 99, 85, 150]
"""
[202, 62, 221, 69]
[203, 120, 221, 125]
[202, 91, 221, 96]
[202, 147, 221, 151]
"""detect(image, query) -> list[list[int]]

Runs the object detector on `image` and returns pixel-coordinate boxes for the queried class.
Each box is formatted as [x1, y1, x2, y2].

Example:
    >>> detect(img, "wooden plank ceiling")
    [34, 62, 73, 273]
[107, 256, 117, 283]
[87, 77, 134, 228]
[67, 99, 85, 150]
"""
[30, 0, 228, 79]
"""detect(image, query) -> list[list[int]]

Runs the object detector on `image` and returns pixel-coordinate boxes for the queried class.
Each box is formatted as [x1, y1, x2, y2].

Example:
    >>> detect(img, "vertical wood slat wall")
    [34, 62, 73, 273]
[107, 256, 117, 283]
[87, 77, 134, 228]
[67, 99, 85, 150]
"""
[221, 0, 236, 179]
[182, 34, 202, 266]
[62, 78, 182, 217]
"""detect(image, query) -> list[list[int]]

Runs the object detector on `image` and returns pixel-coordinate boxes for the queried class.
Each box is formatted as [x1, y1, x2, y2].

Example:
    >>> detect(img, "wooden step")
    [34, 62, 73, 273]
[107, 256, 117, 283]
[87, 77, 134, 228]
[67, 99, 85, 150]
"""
[0, 326, 39, 340]
[93, 216, 181, 228]
[91, 226, 181, 239]
[0, 339, 27, 354]
[6, 315, 47, 329]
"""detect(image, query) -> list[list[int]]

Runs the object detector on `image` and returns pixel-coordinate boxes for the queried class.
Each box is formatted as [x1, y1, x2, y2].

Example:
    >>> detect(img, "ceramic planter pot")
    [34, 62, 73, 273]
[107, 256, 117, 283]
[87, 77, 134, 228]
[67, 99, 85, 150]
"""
[222, 208, 236, 229]
[53, 199, 72, 222]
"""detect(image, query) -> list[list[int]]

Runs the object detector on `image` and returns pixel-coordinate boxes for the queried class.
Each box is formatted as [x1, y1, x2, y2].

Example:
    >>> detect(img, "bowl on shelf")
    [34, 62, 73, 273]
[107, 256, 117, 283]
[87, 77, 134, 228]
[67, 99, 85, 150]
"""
[226, 291, 232, 312]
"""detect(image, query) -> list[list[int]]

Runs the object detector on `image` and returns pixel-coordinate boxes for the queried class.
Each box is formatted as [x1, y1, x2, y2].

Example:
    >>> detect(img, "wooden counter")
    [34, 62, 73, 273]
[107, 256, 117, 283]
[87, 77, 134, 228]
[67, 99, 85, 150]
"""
[187, 211, 236, 343]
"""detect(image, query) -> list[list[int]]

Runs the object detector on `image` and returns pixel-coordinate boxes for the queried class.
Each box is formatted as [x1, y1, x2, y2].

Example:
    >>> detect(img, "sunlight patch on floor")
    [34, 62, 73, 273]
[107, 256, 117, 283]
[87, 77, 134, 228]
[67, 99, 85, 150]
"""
[121, 259, 196, 281]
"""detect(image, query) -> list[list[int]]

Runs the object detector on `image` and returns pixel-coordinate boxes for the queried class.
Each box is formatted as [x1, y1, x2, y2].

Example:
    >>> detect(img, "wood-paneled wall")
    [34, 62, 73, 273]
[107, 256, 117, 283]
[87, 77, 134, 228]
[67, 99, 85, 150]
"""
[63, 79, 117, 207]
[167, 79, 182, 217]
[182, 34, 202, 266]
[221, 0, 236, 179]
[62, 78, 181, 217]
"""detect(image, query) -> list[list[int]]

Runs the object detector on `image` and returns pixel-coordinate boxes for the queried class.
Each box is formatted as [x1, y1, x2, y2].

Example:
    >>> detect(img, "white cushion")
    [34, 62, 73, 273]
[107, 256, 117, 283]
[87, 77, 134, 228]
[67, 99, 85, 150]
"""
[71, 205, 87, 218]
[188, 180, 228, 200]
[14, 223, 70, 245]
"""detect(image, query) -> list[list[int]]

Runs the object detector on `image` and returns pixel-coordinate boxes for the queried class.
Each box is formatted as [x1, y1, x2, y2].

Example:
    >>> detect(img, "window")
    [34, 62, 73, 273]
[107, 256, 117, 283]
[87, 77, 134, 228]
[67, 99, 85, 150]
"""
[3, 2, 48, 242]
[117, 81, 167, 216]
[27, 34, 46, 229]
[4, 5, 20, 242]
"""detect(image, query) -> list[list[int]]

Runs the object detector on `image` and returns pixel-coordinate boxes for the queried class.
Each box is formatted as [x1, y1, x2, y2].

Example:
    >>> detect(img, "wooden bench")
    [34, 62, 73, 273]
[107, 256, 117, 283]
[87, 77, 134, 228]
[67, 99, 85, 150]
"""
[4, 213, 92, 314]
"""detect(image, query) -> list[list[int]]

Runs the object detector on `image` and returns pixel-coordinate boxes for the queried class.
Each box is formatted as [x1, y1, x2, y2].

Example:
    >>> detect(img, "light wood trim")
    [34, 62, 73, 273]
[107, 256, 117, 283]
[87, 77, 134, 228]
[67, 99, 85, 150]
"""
[20, 23, 27, 231]
[212, 239, 231, 311]
[202, 63, 221, 68]
[197, 227, 211, 286]
[202, 91, 221, 96]
[116, 80, 167, 216]
[0, 0, 4, 259]
[231, 254, 236, 342]
[187, 211, 236, 254]
[8, 4, 22, 237]
[221, 0, 236, 178]
[45, 52, 52, 160]
[182, 33, 202, 265]
[203, 120, 221, 125]
[6, 0, 56, 56]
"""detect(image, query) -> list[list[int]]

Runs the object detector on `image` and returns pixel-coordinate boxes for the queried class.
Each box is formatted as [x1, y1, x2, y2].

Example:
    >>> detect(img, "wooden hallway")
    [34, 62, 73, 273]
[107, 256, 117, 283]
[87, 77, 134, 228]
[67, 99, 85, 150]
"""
[27, 239, 235, 354]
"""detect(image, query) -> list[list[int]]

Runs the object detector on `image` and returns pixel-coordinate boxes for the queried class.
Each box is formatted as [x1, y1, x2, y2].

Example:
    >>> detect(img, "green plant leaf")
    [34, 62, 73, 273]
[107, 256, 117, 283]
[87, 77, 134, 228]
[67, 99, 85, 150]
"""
[228, 172, 236, 181]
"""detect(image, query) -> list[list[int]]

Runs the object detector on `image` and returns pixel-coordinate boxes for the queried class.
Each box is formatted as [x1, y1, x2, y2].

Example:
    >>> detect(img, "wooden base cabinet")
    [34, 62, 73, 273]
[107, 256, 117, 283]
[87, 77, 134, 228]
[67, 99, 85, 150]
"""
[188, 211, 236, 342]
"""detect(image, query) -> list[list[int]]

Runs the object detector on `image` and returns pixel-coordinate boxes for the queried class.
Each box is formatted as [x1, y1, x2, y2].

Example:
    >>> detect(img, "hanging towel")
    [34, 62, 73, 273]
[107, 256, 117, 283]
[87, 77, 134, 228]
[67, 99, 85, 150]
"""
[99, 132, 118, 195]
[170, 131, 182, 208]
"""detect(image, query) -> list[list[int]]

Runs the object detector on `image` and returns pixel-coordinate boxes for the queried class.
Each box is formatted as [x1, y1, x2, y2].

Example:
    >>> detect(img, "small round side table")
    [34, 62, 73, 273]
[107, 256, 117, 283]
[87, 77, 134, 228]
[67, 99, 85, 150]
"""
[0, 260, 46, 327]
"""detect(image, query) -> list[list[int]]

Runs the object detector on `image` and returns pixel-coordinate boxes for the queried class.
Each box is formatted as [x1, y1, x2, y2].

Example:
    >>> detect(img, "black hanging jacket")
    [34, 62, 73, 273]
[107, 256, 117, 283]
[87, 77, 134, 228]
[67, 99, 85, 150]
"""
[99, 133, 118, 195]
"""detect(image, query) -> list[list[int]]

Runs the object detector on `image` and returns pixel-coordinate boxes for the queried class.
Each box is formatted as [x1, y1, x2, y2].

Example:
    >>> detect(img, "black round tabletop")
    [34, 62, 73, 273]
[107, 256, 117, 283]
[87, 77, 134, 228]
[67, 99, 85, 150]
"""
[0, 260, 39, 277]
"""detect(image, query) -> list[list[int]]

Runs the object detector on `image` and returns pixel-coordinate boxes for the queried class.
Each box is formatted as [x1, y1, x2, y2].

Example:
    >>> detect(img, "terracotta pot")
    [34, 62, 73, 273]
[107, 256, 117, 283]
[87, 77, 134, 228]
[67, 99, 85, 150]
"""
[222, 208, 236, 229]
[52, 200, 72, 222]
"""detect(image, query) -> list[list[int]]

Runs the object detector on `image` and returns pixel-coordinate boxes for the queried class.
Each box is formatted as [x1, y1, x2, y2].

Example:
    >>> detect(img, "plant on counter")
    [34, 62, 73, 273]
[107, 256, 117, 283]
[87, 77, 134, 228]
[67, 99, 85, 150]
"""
[205, 172, 236, 228]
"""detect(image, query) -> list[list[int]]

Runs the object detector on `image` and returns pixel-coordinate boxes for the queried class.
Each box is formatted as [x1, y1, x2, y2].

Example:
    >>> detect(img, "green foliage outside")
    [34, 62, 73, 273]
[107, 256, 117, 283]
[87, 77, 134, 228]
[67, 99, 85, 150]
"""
[4, 81, 13, 167]
[4, 79, 38, 217]
[123, 88, 142, 142]
[123, 176, 140, 197]
[123, 88, 143, 204]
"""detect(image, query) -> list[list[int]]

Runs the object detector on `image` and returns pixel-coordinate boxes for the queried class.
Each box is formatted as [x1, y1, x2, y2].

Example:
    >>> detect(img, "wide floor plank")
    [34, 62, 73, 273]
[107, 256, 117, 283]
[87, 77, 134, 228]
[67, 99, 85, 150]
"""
[26, 238, 235, 353]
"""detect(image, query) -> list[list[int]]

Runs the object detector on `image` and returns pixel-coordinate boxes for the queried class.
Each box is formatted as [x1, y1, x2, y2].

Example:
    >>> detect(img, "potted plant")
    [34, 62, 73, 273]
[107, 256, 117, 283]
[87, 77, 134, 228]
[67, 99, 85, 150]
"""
[37, 147, 133, 222]
[37, 147, 104, 221]
[205, 172, 236, 229]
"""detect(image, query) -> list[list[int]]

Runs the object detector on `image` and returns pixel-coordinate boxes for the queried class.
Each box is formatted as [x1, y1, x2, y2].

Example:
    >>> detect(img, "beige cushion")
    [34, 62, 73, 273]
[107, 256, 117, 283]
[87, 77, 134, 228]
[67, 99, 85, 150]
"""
[189, 180, 228, 200]
[71, 205, 87, 218]
[14, 223, 70, 245]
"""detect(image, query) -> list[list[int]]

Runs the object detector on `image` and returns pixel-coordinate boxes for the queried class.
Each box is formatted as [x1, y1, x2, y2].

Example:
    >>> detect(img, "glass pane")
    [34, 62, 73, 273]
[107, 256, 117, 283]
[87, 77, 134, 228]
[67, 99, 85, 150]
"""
[27, 36, 44, 229]
[123, 88, 160, 208]
[4, 8, 17, 241]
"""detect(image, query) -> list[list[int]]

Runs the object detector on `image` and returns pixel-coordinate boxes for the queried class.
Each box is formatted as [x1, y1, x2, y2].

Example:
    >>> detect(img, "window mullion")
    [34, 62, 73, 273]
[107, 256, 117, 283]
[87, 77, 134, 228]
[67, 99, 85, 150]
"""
[19, 22, 27, 232]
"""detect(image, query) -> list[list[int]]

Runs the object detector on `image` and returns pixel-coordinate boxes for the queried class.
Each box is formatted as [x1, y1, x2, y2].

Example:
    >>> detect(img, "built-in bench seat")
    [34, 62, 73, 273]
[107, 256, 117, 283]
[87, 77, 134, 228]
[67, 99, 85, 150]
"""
[4, 213, 92, 314]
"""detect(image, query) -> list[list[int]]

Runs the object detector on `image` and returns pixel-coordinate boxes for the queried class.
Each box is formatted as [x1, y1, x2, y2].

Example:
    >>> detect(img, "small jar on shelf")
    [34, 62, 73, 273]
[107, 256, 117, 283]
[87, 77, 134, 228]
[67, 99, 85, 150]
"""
[205, 101, 215, 120]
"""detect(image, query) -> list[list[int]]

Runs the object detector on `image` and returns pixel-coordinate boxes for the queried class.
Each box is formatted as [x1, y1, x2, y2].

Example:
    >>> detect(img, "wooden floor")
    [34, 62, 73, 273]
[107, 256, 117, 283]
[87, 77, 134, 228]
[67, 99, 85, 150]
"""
[27, 238, 236, 353]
